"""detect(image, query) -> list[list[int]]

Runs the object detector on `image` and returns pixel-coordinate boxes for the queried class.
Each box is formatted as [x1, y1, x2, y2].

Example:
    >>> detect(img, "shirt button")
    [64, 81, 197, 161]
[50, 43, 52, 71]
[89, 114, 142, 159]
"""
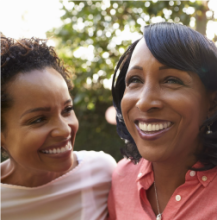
[190, 171, 196, 177]
[138, 172, 143, 178]
[202, 176, 207, 181]
[175, 195, 181, 201]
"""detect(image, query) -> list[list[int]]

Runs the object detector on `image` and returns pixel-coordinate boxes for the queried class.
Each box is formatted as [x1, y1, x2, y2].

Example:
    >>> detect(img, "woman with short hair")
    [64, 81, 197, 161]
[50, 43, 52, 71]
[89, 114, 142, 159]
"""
[1, 37, 116, 220]
[108, 22, 217, 220]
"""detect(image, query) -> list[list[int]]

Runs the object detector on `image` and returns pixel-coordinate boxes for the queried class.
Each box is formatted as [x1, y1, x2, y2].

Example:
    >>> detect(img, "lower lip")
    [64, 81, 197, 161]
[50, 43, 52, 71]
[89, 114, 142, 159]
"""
[39, 149, 72, 159]
[135, 124, 172, 141]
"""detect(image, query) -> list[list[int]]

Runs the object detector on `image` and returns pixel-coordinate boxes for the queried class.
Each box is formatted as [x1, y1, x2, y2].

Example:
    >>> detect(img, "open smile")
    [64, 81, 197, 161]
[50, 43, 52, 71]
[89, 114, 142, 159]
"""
[39, 141, 72, 155]
[135, 120, 173, 140]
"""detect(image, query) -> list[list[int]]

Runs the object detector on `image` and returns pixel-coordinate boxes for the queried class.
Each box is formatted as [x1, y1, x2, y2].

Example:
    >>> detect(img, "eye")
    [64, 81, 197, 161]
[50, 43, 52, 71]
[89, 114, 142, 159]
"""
[126, 76, 143, 85]
[62, 106, 74, 115]
[30, 117, 46, 125]
[164, 77, 183, 85]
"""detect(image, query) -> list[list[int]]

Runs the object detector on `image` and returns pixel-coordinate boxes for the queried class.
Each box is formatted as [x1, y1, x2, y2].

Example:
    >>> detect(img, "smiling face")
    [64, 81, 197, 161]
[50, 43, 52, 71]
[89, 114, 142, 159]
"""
[121, 38, 211, 163]
[1, 67, 79, 173]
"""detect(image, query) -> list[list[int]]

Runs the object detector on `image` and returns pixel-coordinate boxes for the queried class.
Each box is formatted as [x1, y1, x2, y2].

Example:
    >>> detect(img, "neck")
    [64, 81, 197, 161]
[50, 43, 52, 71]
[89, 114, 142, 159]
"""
[1, 153, 78, 187]
[149, 153, 197, 214]
[153, 152, 197, 191]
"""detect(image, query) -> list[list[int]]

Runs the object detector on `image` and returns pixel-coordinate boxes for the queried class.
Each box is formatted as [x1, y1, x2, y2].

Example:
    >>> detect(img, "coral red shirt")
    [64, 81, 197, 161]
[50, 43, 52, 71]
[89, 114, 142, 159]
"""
[107, 158, 217, 220]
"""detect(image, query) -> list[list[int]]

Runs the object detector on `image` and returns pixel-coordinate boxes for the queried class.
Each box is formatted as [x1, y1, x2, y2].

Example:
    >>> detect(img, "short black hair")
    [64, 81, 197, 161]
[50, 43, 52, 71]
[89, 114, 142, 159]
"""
[112, 22, 217, 170]
[1, 37, 73, 131]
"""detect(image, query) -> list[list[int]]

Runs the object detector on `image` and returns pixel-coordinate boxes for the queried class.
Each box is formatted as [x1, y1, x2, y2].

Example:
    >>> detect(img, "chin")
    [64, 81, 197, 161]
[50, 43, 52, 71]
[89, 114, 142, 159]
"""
[45, 160, 74, 173]
[58, 162, 74, 173]
[138, 146, 170, 163]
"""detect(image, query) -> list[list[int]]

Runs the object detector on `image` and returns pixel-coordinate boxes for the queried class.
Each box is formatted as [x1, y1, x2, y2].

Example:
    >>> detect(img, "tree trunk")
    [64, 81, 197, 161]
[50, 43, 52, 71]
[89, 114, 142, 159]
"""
[195, 1, 209, 35]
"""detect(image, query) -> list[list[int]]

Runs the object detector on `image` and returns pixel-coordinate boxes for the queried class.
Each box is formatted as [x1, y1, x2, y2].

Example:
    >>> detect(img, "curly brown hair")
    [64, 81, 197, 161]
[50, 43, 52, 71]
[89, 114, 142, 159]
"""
[1, 37, 73, 131]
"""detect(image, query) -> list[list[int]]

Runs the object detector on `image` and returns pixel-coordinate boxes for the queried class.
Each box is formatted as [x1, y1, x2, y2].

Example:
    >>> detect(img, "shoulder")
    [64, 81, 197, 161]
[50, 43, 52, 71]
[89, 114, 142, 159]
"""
[74, 150, 117, 174]
[107, 158, 144, 218]
[75, 150, 116, 165]
[113, 157, 143, 175]
[112, 158, 144, 183]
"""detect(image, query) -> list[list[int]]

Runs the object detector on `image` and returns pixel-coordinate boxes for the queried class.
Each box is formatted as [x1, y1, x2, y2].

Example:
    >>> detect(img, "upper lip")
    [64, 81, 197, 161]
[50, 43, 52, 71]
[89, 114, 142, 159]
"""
[39, 138, 71, 151]
[135, 118, 172, 123]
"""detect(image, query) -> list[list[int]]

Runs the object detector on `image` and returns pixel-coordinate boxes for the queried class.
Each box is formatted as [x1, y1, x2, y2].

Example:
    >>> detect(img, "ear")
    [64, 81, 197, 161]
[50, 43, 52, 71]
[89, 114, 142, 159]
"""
[208, 91, 217, 116]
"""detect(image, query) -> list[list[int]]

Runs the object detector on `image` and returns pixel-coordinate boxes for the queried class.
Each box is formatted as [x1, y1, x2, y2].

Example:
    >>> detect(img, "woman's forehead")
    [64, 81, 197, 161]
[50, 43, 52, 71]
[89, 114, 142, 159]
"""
[128, 38, 158, 70]
[8, 68, 69, 103]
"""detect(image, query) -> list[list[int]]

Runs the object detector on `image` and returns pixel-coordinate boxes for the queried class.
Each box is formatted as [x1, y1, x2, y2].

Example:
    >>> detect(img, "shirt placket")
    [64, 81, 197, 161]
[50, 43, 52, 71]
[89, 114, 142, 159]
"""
[162, 169, 200, 219]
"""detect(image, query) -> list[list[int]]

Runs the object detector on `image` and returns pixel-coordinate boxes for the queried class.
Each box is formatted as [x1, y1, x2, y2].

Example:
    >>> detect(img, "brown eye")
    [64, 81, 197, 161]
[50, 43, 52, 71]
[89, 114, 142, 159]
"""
[127, 77, 142, 85]
[165, 77, 183, 85]
[30, 117, 46, 124]
[62, 106, 74, 114]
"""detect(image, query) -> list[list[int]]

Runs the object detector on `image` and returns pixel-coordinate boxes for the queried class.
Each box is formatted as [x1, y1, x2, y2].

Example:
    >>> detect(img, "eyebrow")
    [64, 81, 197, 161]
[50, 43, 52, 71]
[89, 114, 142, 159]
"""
[65, 99, 73, 105]
[20, 99, 72, 118]
[129, 65, 175, 71]
[128, 65, 143, 71]
[128, 65, 192, 77]
[159, 65, 192, 76]
[159, 65, 175, 70]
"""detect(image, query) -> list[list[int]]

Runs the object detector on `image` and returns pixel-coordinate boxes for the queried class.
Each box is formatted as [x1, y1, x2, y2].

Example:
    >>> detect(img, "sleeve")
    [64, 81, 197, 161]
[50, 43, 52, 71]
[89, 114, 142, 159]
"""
[106, 158, 131, 220]
[107, 182, 117, 220]
[94, 151, 117, 178]
[100, 151, 117, 175]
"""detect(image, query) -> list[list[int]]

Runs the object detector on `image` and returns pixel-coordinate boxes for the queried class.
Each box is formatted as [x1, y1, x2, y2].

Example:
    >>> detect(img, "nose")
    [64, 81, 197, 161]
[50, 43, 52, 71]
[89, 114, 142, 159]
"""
[51, 117, 72, 139]
[135, 82, 164, 112]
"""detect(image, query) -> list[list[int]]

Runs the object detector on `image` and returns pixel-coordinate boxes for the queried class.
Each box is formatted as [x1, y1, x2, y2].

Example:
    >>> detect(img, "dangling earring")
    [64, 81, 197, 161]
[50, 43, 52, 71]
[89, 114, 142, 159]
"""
[206, 124, 213, 134]
[1, 147, 9, 159]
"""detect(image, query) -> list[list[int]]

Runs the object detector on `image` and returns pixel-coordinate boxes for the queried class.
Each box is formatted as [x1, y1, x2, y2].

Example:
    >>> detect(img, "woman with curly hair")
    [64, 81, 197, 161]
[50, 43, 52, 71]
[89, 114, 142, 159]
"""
[1, 37, 116, 220]
[107, 22, 217, 220]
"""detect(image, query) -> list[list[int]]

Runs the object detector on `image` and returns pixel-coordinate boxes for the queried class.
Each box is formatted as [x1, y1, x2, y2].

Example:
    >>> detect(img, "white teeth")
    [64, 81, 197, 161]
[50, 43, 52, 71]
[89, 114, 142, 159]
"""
[159, 124, 163, 130]
[147, 124, 151, 131]
[41, 142, 72, 154]
[138, 122, 172, 132]
[67, 143, 71, 150]
[140, 123, 147, 131]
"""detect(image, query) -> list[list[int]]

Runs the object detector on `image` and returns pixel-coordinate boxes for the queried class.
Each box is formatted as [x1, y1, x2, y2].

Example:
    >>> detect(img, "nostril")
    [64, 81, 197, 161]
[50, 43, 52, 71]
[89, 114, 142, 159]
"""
[136, 98, 164, 113]
[51, 122, 71, 138]
[147, 107, 160, 112]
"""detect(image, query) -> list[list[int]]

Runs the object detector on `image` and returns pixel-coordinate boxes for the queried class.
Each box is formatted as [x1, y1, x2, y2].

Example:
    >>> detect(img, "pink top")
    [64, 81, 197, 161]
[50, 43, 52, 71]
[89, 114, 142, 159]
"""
[1, 151, 117, 220]
[107, 158, 217, 220]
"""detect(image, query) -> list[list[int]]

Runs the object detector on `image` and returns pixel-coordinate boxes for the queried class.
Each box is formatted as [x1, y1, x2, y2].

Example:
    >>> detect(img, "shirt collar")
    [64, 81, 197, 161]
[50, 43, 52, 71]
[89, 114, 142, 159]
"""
[137, 159, 217, 188]
[193, 162, 217, 187]
[136, 159, 153, 190]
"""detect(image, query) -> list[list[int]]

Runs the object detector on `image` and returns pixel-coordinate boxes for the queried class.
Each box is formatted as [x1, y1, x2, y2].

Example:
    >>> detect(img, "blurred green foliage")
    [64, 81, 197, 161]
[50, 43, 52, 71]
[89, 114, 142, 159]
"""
[47, 0, 215, 162]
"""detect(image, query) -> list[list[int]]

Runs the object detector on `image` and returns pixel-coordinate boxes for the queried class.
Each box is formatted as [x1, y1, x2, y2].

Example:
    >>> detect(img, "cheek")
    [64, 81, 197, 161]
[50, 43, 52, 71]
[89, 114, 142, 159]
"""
[121, 89, 138, 115]
[169, 92, 208, 125]
[20, 130, 48, 151]
[4, 131, 40, 162]
[121, 94, 131, 122]
[120, 92, 138, 133]
[69, 113, 79, 134]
